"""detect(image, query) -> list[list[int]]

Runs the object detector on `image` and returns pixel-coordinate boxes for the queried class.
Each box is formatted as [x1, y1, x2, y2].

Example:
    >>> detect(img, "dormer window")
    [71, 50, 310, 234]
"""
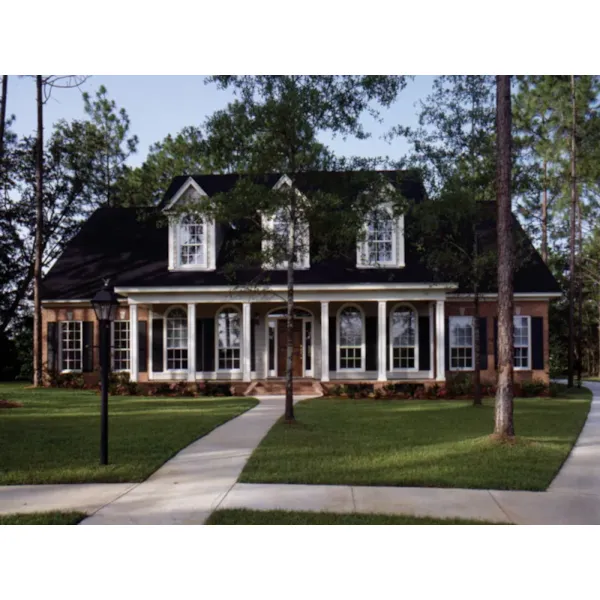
[166, 178, 216, 272]
[357, 203, 405, 268]
[262, 207, 310, 270]
[178, 216, 206, 268]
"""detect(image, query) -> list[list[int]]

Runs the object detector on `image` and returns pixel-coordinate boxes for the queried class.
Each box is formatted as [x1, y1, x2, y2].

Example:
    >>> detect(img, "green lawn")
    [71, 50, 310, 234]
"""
[240, 385, 592, 491]
[206, 509, 501, 525]
[0, 383, 257, 484]
[0, 511, 86, 525]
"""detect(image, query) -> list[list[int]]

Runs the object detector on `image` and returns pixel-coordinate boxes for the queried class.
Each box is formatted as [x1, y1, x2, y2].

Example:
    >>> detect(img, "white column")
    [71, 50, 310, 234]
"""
[378, 301, 387, 381]
[429, 302, 435, 378]
[320, 301, 329, 382]
[242, 302, 251, 382]
[436, 299, 446, 381]
[187, 303, 196, 382]
[129, 304, 139, 382]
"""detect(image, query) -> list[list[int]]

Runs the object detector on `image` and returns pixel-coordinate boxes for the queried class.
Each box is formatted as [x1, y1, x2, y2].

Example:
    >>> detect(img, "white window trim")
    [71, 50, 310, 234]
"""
[337, 303, 366, 372]
[357, 203, 405, 269]
[176, 217, 208, 270]
[59, 320, 83, 374]
[164, 305, 188, 372]
[165, 177, 216, 272]
[448, 315, 475, 372]
[215, 304, 242, 373]
[389, 303, 419, 372]
[514, 315, 532, 371]
[111, 320, 131, 373]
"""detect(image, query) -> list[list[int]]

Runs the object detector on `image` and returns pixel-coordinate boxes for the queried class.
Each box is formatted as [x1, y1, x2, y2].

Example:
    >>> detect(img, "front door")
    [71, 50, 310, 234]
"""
[277, 319, 303, 377]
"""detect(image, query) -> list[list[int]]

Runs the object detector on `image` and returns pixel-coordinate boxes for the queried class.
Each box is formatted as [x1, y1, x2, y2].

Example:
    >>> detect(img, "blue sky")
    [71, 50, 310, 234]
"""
[6, 76, 434, 167]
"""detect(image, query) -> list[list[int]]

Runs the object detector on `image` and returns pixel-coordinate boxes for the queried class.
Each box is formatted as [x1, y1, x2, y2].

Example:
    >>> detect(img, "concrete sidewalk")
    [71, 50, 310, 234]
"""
[80, 395, 312, 524]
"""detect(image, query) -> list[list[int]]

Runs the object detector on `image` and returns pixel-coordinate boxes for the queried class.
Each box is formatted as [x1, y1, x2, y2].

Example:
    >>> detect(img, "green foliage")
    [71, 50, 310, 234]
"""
[46, 370, 85, 389]
[201, 382, 233, 397]
[520, 379, 550, 398]
[107, 371, 140, 396]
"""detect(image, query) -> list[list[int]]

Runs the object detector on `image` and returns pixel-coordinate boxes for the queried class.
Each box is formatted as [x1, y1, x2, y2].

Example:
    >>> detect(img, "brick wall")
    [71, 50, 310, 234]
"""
[445, 300, 550, 383]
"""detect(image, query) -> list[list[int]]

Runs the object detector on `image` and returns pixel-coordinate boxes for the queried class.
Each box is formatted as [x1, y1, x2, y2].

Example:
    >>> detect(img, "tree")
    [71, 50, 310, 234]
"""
[82, 85, 138, 207]
[116, 126, 210, 206]
[494, 75, 515, 439]
[399, 76, 497, 405]
[198, 76, 406, 421]
[0, 75, 7, 167]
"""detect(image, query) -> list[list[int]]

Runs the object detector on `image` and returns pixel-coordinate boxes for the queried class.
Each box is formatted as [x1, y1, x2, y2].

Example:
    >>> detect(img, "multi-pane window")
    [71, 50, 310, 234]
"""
[366, 209, 394, 264]
[179, 216, 205, 267]
[449, 316, 474, 370]
[113, 321, 130, 371]
[390, 306, 417, 369]
[61, 321, 82, 371]
[514, 316, 530, 369]
[339, 306, 363, 370]
[166, 308, 188, 370]
[217, 308, 241, 370]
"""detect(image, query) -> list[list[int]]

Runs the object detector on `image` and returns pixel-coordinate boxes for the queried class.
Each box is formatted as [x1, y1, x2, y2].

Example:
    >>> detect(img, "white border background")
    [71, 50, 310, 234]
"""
[2, 1, 599, 597]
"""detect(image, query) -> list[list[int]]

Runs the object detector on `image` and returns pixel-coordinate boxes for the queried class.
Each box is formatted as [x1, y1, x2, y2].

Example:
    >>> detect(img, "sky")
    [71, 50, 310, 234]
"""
[5, 76, 435, 168]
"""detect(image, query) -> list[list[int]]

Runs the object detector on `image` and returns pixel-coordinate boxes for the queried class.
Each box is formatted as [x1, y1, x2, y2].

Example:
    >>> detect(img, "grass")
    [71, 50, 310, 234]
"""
[240, 385, 592, 491]
[0, 383, 257, 485]
[0, 511, 86, 525]
[206, 508, 501, 525]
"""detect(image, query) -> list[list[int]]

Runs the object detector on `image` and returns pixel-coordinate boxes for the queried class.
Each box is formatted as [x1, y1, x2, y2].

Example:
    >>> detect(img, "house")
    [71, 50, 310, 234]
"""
[40, 171, 561, 393]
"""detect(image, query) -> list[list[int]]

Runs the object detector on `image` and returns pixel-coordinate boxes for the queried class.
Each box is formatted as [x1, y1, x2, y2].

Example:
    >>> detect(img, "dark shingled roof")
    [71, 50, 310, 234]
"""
[41, 172, 561, 300]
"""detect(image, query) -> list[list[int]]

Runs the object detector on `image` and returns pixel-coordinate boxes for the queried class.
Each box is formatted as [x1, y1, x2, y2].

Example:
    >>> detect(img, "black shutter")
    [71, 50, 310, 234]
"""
[365, 316, 377, 371]
[251, 319, 256, 372]
[444, 318, 449, 371]
[418, 316, 430, 371]
[47, 322, 58, 372]
[479, 317, 488, 370]
[532, 316, 544, 370]
[329, 316, 336, 371]
[82, 321, 94, 372]
[203, 317, 215, 371]
[494, 317, 498, 369]
[138, 321, 148, 373]
[387, 314, 390, 370]
[196, 319, 203, 372]
[152, 318, 164, 372]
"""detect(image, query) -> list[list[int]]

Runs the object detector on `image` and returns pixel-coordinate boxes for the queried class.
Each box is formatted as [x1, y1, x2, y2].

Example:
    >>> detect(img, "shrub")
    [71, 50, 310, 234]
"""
[520, 379, 549, 398]
[549, 382, 561, 398]
[148, 382, 173, 396]
[345, 383, 374, 398]
[203, 382, 232, 397]
[106, 372, 141, 396]
[445, 373, 473, 397]
[46, 369, 85, 389]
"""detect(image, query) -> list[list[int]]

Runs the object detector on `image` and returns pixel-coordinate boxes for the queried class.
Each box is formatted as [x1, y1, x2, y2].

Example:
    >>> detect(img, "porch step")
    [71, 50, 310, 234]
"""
[244, 379, 321, 397]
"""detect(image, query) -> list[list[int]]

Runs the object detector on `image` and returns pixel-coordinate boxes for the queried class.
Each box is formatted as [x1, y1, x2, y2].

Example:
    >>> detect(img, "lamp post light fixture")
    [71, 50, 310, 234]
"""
[92, 280, 118, 466]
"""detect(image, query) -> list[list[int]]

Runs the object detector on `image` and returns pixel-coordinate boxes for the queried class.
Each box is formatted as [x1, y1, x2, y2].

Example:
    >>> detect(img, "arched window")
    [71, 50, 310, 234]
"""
[338, 305, 364, 370]
[366, 207, 394, 265]
[178, 215, 206, 267]
[390, 305, 418, 370]
[166, 307, 188, 370]
[217, 307, 241, 370]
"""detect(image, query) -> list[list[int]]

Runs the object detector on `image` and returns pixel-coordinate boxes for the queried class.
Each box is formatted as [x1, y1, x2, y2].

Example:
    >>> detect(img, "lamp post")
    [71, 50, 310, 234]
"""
[92, 281, 118, 465]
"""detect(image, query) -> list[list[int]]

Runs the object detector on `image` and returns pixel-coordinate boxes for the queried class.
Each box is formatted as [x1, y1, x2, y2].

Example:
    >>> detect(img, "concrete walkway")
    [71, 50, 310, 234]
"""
[2, 383, 599, 524]
[79, 395, 313, 524]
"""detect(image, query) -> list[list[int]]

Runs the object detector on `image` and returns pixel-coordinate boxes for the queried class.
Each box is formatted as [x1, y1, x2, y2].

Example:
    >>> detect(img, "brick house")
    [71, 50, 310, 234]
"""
[40, 171, 561, 392]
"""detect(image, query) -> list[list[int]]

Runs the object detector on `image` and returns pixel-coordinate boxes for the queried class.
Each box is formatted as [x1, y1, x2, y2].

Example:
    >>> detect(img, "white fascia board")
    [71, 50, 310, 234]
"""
[446, 292, 562, 301]
[164, 177, 208, 211]
[115, 282, 458, 294]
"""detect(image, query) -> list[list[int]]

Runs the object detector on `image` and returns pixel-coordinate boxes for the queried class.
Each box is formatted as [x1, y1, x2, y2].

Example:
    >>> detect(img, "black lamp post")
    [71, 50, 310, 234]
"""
[92, 281, 118, 465]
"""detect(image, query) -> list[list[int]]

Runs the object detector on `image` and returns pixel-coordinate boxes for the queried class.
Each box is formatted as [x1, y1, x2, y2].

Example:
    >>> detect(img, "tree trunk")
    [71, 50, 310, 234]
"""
[541, 160, 548, 263]
[494, 75, 515, 438]
[284, 191, 296, 422]
[577, 195, 583, 386]
[0, 75, 7, 165]
[568, 75, 577, 388]
[473, 292, 482, 406]
[598, 293, 600, 378]
[33, 76, 44, 386]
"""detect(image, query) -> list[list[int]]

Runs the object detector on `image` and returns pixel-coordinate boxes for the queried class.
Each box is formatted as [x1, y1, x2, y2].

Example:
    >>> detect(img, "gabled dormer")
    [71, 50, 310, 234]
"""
[356, 200, 405, 269]
[261, 175, 310, 270]
[165, 177, 217, 271]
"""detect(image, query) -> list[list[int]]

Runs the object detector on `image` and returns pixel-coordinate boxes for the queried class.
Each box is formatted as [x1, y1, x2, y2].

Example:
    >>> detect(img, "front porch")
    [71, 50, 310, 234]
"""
[124, 290, 449, 385]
